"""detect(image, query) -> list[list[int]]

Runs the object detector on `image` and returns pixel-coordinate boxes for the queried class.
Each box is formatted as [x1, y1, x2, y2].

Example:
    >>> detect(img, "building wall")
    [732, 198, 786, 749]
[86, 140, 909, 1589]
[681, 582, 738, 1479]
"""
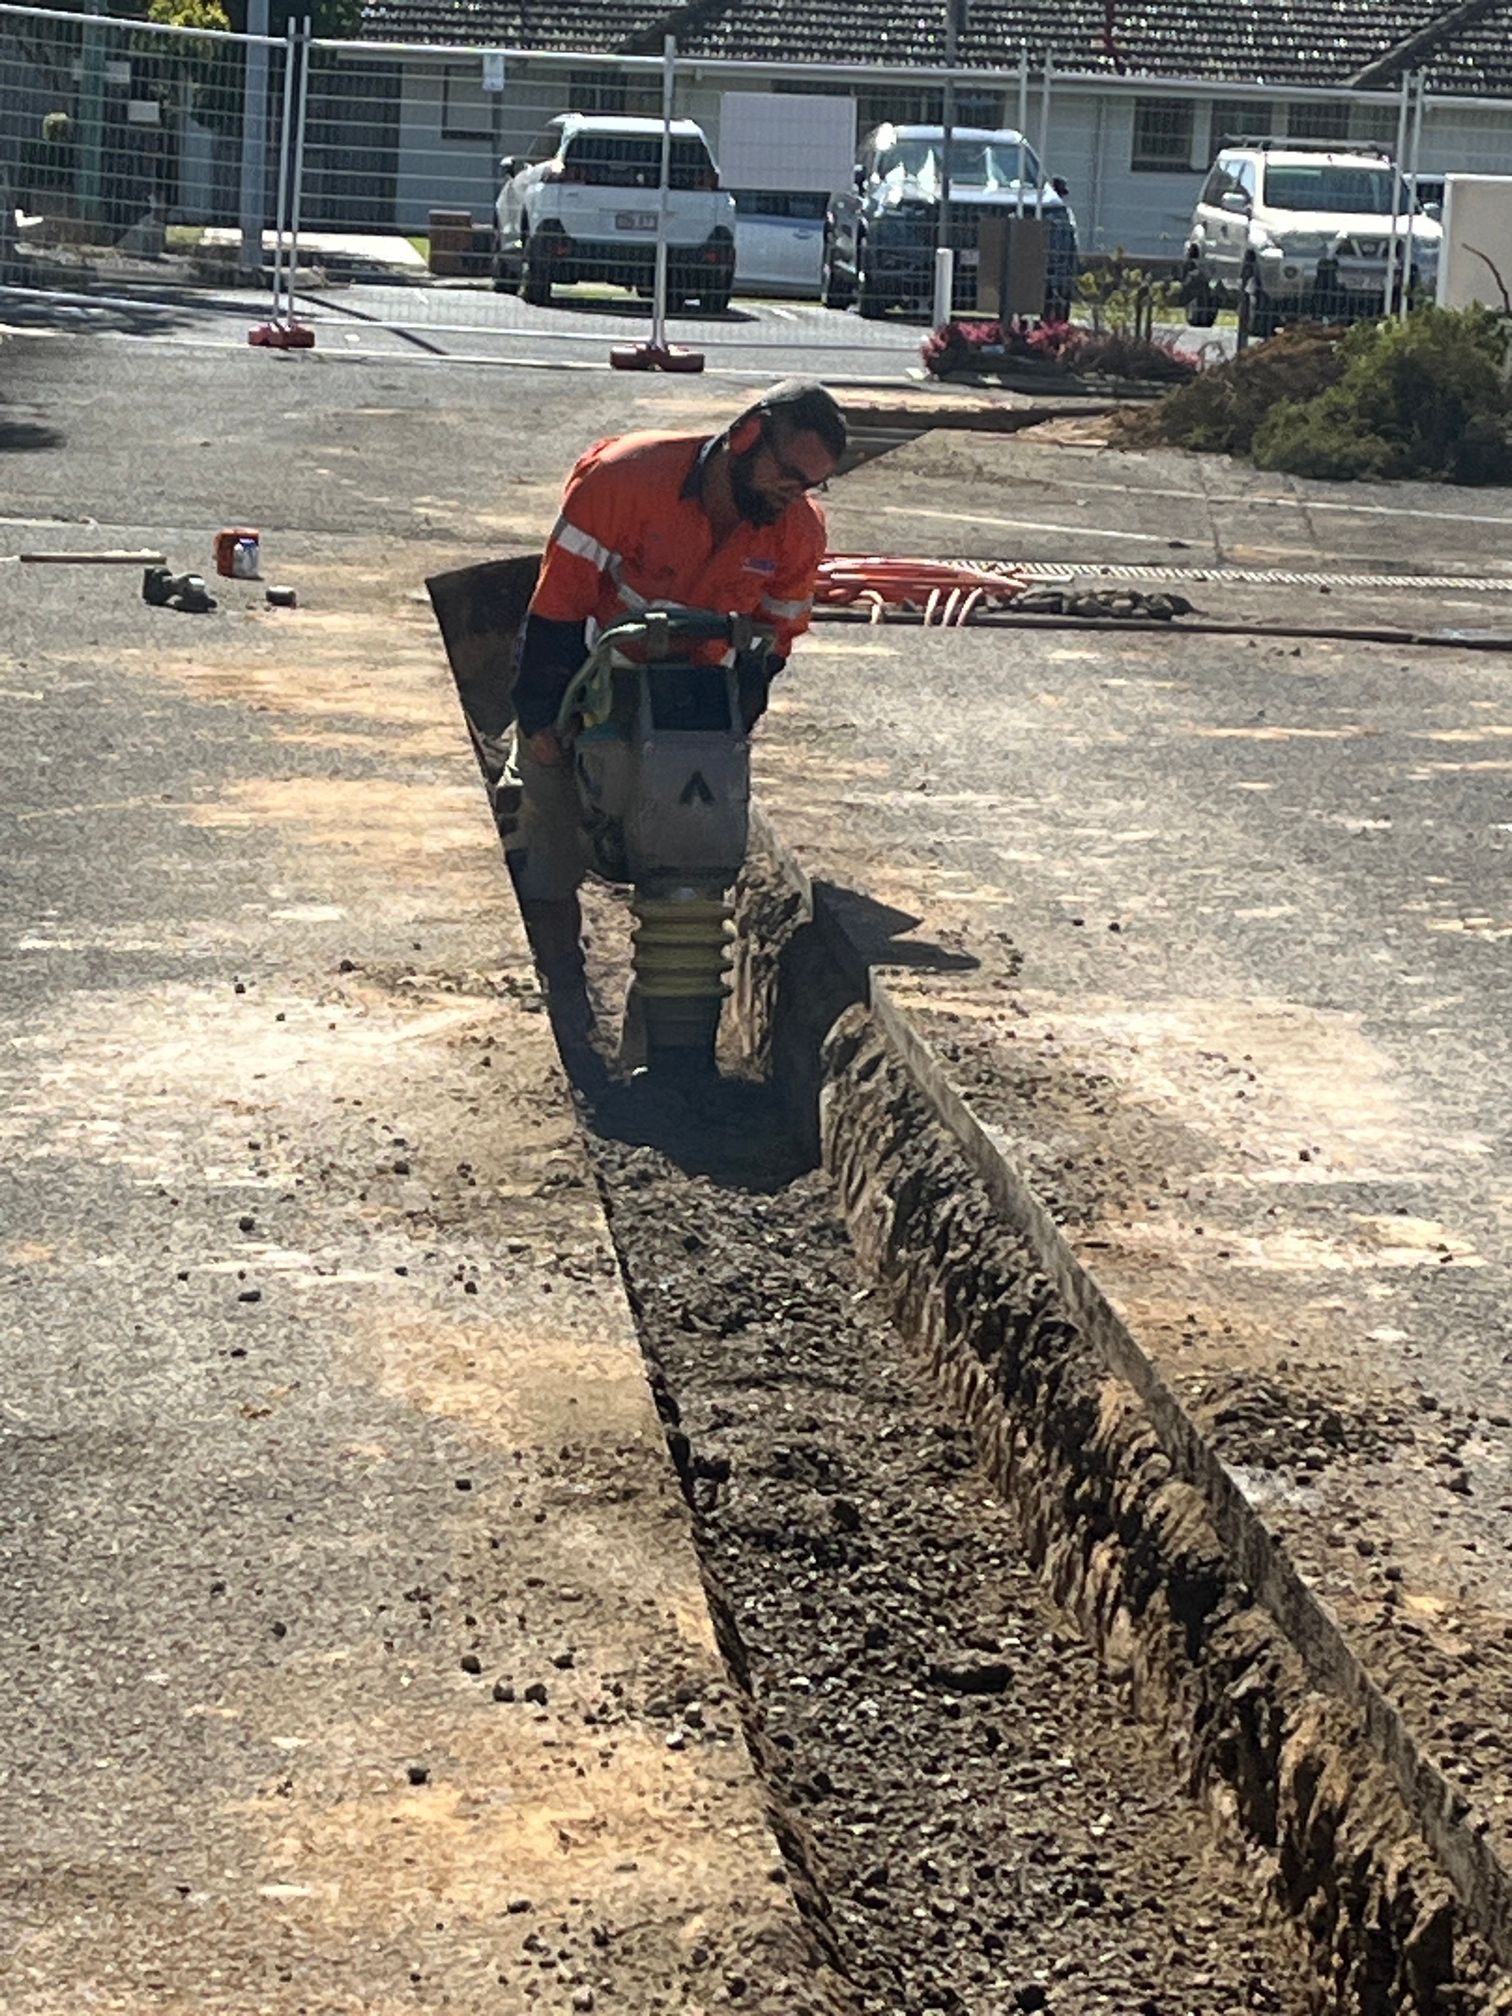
[390, 56, 508, 227]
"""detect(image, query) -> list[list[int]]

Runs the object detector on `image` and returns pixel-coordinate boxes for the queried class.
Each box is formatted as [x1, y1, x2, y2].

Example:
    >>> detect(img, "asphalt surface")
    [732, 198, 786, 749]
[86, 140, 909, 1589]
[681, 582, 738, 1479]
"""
[775, 437, 1512, 1893]
[3, 323, 1510, 1999]
[0, 335, 844, 2013]
[1, 273, 928, 383]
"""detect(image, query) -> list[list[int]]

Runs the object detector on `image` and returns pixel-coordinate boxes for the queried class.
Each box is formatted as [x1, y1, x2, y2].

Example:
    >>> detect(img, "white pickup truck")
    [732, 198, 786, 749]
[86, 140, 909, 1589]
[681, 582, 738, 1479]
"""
[493, 113, 737, 312]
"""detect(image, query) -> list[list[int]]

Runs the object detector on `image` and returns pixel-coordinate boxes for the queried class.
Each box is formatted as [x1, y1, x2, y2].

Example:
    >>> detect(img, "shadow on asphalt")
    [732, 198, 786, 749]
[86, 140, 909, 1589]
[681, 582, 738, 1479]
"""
[815, 881, 980, 974]
[0, 399, 64, 453]
[521, 292, 759, 326]
[0, 282, 206, 340]
[0, 418, 64, 452]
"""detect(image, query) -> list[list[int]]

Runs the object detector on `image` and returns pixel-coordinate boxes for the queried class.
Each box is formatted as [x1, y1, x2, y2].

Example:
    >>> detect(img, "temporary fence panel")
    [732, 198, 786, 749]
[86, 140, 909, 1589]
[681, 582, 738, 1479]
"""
[0, 2, 288, 276]
[304, 41, 674, 237]
[284, 37, 956, 358]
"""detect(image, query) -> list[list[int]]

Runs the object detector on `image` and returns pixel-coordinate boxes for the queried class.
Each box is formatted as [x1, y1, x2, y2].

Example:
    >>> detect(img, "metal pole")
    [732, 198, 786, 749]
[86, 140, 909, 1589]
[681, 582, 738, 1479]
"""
[937, 0, 955, 294]
[268, 21, 296, 322]
[285, 17, 312, 323]
[1395, 67, 1419, 316]
[1038, 52, 1052, 204]
[238, 0, 270, 283]
[651, 33, 674, 351]
[1016, 46, 1028, 215]
[77, 11, 107, 225]
[1402, 69, 1426, 321]
[932, 245, 955, 325]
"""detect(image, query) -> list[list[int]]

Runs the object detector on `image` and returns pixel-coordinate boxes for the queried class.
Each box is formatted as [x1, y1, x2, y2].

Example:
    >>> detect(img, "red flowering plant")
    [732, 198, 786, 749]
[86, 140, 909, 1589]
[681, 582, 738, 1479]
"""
[922, 316, 1085, 378]
[922, 314, 1197, 383]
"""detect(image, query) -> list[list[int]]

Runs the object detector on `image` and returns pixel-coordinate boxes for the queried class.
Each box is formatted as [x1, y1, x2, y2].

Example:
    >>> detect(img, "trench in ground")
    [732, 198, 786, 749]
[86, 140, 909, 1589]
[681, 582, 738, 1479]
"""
[564, 886, 1311, 2016]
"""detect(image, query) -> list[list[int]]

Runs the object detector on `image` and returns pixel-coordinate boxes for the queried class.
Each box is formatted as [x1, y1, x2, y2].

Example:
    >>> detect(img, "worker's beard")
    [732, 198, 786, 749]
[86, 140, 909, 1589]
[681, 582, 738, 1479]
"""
[729, 445, 784, 527]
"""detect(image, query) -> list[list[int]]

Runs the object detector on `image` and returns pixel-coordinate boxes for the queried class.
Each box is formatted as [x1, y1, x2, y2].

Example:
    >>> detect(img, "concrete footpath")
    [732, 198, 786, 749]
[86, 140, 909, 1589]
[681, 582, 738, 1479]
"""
[0, 537, 838, 2013]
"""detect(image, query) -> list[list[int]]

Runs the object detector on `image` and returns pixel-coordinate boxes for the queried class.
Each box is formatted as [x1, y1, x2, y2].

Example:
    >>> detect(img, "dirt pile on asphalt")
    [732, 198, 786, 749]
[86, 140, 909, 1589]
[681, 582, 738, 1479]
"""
[1118, 324, 1348, 459]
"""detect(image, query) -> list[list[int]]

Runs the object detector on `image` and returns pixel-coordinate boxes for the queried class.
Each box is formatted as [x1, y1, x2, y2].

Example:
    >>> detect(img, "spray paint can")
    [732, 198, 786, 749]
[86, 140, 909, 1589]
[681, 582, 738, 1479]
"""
[215, 527, 261, 579]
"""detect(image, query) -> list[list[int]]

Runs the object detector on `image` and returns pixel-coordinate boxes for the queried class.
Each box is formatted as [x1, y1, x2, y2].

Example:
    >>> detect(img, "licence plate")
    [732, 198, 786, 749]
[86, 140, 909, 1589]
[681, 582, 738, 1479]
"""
[615, 211, 657, 231]
[959, 248, 980, 268]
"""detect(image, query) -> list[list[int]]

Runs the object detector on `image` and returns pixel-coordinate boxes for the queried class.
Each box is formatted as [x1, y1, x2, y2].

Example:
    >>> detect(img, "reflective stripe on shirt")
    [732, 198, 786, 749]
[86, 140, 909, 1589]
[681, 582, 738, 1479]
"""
[551, 515, 620, 574]
[760, 594, 810, 622]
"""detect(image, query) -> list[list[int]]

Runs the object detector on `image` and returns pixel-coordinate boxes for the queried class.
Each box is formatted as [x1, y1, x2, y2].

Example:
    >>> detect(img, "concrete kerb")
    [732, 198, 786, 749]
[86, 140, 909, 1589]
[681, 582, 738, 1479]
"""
[735, 804, 1512, 2009]
[840, 389, 1125, 435]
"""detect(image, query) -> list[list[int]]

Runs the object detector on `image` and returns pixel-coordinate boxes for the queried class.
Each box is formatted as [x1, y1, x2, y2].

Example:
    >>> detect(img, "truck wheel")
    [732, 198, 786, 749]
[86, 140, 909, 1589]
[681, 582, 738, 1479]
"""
[821, 243, 855, 310]
[855, 248, 890, 319]
[520, 229, 552, 308]
[1183, 261, 1217, 327]
[1239, 265, 1278, 343]
[491, 233, 518, 295]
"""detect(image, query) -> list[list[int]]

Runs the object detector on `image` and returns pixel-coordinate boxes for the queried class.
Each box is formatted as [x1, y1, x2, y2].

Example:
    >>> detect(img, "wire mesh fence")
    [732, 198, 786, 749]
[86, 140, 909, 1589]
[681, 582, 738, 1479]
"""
[1, 2, 289, 283]
[7, 15, 1512, 354]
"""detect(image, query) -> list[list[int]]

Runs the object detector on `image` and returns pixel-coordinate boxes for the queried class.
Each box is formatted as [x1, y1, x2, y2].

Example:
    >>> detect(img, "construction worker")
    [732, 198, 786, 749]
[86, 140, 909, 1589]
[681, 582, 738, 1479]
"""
[505, 378, 847, 1023]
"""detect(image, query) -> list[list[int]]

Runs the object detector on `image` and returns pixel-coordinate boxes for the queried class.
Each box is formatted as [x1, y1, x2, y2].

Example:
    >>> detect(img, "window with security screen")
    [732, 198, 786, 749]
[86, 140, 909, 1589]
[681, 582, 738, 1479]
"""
[769, 81, 1005, 133]
[441, 66, 492, 141]
[1287, 99, 1353, 144]
[1208, 99, 1266, 154]
[565, 67, 661, 117]
[1131, 98, 1194, 171]
[1351, 100, 1401, 144]
[567, 68, 627, 114]
[856, 87, 1007, 130]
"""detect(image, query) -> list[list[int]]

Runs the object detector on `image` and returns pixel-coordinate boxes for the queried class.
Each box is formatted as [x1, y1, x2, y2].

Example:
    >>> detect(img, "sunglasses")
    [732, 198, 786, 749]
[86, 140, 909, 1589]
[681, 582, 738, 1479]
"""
[761, 424, 831, 494]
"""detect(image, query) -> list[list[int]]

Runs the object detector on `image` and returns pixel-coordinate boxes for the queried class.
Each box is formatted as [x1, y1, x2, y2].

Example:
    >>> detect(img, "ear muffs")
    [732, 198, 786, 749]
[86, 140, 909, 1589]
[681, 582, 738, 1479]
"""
[728, 412, 766, 457]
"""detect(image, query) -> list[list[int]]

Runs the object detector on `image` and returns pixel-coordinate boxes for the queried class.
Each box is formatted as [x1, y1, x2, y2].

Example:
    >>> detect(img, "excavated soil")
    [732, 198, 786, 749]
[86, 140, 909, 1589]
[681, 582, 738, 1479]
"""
[568, 979, 1312, 2016]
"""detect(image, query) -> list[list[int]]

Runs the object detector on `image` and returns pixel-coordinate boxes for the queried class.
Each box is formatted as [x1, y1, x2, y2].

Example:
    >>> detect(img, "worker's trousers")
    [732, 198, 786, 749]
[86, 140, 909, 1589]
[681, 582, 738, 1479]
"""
[501, 731, 590, 904]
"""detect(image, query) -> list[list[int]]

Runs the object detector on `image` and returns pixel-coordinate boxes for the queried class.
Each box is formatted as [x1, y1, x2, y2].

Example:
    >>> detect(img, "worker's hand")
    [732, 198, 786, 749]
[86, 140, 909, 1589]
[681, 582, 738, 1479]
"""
[525, 729, 565, 767]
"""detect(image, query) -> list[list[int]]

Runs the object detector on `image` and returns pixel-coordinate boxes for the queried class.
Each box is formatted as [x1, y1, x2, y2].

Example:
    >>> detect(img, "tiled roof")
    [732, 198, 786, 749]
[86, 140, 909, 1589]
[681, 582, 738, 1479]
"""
[358, 0, 1512, 91]
[360, 0, 655, 51]
[1347, 0, 1507, 81]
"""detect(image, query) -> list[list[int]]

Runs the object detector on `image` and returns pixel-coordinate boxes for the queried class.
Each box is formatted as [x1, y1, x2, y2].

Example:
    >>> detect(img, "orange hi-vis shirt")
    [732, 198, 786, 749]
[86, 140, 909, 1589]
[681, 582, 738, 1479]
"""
[530, 429, 826, 660]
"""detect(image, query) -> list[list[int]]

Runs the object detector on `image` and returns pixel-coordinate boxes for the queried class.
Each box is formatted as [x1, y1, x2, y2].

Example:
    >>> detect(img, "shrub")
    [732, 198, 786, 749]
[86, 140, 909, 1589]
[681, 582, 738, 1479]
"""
[1127, 307, 1512, 484]
[1252, 306, 1512, 485]
[1074, 329, 1197, 382]
[1077, 253, 1182, 340]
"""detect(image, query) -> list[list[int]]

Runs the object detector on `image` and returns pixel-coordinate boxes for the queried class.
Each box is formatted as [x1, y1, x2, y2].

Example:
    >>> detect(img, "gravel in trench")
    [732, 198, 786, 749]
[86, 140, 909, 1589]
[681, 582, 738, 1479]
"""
[580, 1072, 1313, 2016]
